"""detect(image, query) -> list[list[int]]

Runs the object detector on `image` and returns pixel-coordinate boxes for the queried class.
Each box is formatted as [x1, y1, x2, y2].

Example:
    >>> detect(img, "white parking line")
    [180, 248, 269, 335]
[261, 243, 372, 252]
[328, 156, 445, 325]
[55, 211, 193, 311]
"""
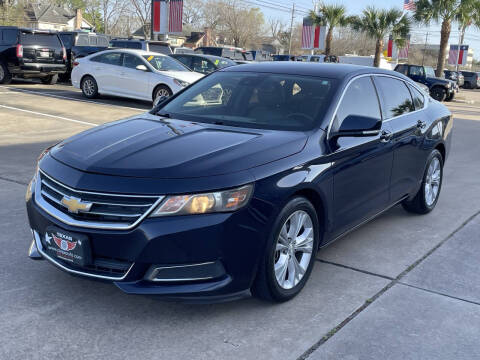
[0, 85, 148, 111]
[0, 104, 96, 126]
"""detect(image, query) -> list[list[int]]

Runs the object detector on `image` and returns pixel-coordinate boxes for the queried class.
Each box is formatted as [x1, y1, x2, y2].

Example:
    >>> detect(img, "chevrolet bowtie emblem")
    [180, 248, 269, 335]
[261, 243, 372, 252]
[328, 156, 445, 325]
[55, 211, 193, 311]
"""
[61, 196, 93, 214]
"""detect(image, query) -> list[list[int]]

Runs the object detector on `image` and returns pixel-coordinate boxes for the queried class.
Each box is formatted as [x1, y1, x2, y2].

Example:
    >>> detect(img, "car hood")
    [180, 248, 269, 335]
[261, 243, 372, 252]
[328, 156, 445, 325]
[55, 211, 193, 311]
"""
[50, 114, 308, 179]
[154, 70, 204, 84]
[426, 76, 451, 85]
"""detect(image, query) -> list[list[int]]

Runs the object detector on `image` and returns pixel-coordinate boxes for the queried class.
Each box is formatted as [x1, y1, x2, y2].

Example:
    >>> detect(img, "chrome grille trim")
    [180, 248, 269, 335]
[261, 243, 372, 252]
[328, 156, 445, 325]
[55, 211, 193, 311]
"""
[35, 170, 164, 230]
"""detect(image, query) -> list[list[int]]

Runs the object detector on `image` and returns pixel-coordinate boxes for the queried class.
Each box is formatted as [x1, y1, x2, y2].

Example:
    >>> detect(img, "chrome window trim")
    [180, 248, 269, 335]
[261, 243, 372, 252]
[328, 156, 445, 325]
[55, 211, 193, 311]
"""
[35, 169, 164, 230]
[31, 230, 134, 281]
[326, 73, 428, 141]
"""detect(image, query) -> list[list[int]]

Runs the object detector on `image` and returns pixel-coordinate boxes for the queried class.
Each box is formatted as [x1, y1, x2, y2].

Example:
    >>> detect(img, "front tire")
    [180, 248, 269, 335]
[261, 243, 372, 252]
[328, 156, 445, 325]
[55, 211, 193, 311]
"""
[252, 197, 319, 302]
[153, 85, 173, 103]
[430, 87, 447, 102]
[402, 149, 443, 214]
[81, 75, 98, 98]
[445, 92, 455, 102]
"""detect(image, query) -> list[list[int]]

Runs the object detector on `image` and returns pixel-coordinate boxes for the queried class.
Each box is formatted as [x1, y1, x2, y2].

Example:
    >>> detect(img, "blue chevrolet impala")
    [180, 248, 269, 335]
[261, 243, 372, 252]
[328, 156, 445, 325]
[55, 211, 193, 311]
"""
[26, 63, 453, 302]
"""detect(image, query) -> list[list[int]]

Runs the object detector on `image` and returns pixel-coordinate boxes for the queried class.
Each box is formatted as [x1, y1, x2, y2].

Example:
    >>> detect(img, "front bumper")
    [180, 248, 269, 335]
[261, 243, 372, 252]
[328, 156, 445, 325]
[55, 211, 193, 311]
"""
[26, 182, 268, 300]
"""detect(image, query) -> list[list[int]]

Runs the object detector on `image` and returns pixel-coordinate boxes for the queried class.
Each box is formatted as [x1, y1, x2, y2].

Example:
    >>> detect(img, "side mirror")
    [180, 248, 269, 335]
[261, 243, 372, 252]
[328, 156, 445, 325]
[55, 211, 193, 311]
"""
[136, 64, 148, 72]
[331, 115, 381, 138]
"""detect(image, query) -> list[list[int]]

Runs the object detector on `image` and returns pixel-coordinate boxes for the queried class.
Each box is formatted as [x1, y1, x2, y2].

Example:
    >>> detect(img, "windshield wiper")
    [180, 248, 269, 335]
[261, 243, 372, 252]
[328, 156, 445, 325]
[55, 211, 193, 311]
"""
[157, 112, 171, 118]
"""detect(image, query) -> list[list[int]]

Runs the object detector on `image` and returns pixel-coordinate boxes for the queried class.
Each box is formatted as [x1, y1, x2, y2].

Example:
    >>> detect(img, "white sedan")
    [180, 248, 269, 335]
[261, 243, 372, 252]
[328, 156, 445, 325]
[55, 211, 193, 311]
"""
[71, 49, 204, 102]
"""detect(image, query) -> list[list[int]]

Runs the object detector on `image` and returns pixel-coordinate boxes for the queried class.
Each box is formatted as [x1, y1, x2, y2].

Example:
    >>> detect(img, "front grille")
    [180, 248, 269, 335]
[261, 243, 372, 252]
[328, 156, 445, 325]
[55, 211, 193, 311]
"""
[37, 171, 163, 229]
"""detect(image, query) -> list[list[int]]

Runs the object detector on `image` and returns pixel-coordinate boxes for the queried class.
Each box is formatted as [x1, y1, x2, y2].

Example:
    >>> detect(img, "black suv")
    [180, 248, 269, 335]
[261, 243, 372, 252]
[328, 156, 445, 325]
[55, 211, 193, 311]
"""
[0, 27, 66, 84]
[58, 31, 109, 80]
[394, 64, 455, 102]
[109, 39, 172, 55]
[460, 71, 480, 89]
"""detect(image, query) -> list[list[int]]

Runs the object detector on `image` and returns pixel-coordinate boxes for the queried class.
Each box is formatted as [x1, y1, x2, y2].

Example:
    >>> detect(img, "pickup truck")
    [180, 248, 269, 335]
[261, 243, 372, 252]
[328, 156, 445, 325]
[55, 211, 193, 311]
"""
[394, 64, 456, 102]
[58, 31, 109, 80]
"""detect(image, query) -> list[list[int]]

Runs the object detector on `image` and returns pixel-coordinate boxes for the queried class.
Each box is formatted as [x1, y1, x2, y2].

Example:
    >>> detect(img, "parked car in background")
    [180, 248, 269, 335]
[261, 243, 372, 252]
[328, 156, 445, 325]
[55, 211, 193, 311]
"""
[173, 47, 194, 54]
[27, 63, 452, 303]
[71, 49, 203, 102]
[58, 31, 109, 80]
[444, 70, 464, 88]
[460, 71, 480, 89]
[395, 64, 455, 102]
[195, 46, 246, 61]
[249, 50, 271, 61]
[110, 39, 172, 55]
[170, 53, 236, 74]
[298, 55, 325, 62]
[272, 54, 296, 61]
[0, 26, 66, 84]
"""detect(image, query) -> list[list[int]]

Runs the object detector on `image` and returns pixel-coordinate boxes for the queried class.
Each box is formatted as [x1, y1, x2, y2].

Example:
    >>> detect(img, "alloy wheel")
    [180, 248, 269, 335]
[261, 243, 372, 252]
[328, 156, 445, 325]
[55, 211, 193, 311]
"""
[83, 79, 95, 96]
[156, 88, 171, 99]
[424, 157, 441, 206]
[274, 210, 314, 290]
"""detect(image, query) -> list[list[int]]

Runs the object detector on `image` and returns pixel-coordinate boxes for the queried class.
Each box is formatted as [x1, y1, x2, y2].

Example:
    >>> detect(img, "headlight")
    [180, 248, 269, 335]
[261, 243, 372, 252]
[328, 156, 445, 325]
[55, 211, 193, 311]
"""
[173, 78, 189, 87]
[150, 184, 253, 217]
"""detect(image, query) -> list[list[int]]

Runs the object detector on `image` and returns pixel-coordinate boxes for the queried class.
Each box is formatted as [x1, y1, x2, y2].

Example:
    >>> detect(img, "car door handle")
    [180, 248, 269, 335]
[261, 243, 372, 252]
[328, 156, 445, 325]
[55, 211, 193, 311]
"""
[417, 120, 427, 129]
[380, 130, 393, 142]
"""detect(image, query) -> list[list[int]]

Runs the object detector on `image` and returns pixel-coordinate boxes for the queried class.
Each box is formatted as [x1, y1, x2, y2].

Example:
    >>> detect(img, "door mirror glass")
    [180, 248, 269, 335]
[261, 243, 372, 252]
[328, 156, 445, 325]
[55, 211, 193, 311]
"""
[136, 64, 148, 71]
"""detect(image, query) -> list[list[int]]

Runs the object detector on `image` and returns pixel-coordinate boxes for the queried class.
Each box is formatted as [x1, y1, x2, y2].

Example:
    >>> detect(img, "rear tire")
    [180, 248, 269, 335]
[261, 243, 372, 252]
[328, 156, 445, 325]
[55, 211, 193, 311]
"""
[251, 197, 320, 302]
[402, 150, 443, 214]
[0, 61, 12, 84]
[81, 75, 98, 99]
[41, 74, 58, 85]
[430, 87, 447, 102]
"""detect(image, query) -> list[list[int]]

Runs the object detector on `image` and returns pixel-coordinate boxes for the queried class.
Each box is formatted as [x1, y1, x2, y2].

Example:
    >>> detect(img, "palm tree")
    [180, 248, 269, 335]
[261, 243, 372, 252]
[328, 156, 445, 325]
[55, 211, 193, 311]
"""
[414, 0, 471, 77]
[351, 7, 410, 68]
[455, 0, 480, 54]
[310, 4, 350, 56]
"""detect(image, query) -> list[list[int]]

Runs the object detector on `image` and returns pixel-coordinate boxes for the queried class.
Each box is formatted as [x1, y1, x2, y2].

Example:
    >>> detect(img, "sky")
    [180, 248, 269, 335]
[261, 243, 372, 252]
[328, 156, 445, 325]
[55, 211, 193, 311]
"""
[255, 0, 480, 59]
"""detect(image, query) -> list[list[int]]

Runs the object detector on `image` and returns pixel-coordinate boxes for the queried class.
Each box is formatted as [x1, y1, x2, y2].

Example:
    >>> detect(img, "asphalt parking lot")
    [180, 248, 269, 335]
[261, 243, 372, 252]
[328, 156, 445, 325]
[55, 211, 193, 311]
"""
[1, 81, 480, 360]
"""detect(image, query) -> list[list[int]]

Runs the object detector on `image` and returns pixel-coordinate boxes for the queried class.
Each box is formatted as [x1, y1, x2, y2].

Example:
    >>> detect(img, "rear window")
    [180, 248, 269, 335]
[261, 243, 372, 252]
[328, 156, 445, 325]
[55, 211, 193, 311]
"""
[20, 32, 62, 47]
[148, 44, 172, 55]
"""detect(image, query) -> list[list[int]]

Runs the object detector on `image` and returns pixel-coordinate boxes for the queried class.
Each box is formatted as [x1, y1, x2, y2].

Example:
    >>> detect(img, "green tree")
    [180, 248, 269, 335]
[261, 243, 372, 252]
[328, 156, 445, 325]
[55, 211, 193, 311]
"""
[310, 3, 351, 56]
[351, 7, 410, 67]
[414, 0, 475, 77]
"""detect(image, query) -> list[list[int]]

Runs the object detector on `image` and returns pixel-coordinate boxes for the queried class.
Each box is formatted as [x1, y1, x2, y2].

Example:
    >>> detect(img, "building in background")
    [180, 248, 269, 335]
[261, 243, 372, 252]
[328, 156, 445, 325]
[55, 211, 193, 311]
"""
[24, 4, 93, 31]
[409, 43, 474, 69]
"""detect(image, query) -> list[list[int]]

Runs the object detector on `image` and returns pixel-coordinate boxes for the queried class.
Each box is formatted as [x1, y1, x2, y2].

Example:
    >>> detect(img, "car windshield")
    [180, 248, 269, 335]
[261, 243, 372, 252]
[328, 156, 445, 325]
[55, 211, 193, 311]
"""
[214, 58, 236, 68]
[143, 55, 189, 71]
[425, 67, 436, 77]
[158, 71, 335, 131]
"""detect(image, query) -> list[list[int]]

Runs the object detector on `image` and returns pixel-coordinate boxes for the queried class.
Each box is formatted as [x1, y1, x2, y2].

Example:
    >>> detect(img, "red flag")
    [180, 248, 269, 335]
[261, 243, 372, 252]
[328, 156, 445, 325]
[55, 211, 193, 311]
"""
[169, 0, 183, 34]
[313, 26, 320, 49]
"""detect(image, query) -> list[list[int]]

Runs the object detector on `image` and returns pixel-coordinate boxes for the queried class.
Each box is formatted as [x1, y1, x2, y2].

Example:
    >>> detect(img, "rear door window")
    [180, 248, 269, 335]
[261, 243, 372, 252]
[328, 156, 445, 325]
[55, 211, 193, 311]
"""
[408, 85, 425, 110]
[374, 77, 414, 119]
[20, 32, 62, 47]
[59, 34, 73, 48]
[91, 52, 122, 66]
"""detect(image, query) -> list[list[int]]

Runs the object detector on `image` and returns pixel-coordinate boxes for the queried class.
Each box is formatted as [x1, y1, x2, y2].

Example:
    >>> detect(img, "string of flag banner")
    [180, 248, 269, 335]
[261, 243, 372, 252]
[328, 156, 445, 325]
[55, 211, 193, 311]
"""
[152, 0, 183, 35]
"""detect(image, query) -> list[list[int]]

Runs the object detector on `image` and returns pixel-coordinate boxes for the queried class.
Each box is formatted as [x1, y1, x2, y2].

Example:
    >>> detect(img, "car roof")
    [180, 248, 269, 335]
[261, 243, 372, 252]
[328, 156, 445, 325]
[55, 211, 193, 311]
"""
[102, 48, 166, 56]
[173, 53, 231, 61]
[220, 62, 406, 80]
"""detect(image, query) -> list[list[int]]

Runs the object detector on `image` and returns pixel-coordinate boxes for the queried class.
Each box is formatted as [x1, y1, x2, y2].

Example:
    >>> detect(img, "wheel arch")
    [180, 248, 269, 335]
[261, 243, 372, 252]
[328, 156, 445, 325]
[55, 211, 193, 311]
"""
[435, 142, 446, 162]
[290, 187, 327, 247]
[152, 83, 172, 101]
